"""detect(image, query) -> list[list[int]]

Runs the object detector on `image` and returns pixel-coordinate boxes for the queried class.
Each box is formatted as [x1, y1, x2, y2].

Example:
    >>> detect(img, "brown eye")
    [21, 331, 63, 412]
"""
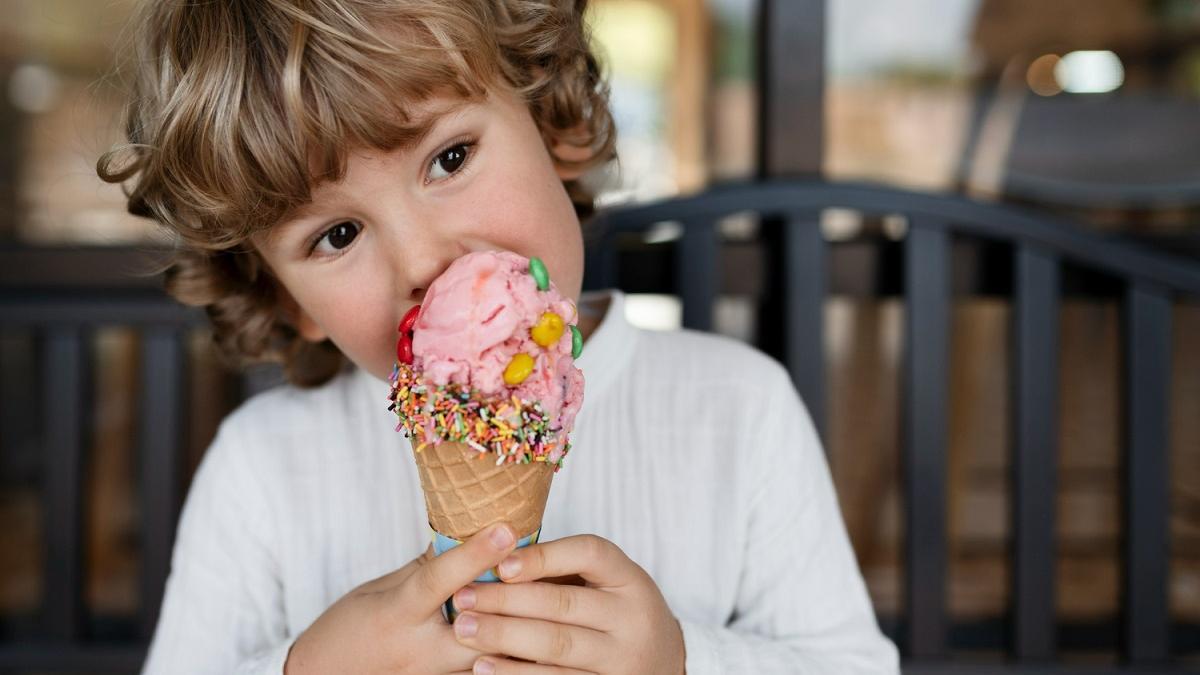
[429, 143, 470, 180]
[314, 221, 360, 255]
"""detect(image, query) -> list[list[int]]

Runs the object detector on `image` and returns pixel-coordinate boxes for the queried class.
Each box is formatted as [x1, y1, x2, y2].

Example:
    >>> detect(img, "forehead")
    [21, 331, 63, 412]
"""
[278, 93, 481, 217]
[261, 84, 533, 239]
[309, 93, 474, 173]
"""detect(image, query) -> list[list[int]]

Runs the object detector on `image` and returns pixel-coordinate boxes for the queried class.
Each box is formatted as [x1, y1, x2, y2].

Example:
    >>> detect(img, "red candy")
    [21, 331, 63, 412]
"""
[396, 335, 413, 365]
[396, 304, 420, 365]
[399, 305, 420, 334]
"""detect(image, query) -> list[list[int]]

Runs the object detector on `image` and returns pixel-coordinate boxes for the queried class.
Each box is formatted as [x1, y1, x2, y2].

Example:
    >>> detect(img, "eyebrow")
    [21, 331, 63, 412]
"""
[386, 98, 471, 155]
[276, 98, 474, 227]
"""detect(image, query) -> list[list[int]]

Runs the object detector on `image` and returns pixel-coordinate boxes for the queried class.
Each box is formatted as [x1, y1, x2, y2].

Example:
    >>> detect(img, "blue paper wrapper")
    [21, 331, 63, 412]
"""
[433, 526, 542, 622]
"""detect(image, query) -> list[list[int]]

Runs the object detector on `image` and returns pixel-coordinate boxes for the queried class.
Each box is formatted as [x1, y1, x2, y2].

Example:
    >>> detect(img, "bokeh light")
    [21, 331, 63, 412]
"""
[1055, 50, 1125, 94]
[1026, 53, 1063, 96]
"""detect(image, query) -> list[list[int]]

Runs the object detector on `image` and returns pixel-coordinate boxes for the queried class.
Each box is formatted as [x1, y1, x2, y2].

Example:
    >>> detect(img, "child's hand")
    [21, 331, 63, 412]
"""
[450, 535, 686, 674]
[285, 523, 519, 675]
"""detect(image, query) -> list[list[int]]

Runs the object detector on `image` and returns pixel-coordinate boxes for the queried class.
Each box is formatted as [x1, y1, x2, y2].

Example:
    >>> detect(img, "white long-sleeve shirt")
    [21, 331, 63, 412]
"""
[142, 290, 899, 674]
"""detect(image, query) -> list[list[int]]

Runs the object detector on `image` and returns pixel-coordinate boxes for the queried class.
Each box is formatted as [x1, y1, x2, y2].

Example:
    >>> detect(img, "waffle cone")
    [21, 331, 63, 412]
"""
[411, 437, 554, 540]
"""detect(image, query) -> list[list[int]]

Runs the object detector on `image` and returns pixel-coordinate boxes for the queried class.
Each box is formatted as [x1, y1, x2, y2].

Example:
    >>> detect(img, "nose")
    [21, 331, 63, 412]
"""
[384, 218, 471, 305]
[398, 240, 462, 304]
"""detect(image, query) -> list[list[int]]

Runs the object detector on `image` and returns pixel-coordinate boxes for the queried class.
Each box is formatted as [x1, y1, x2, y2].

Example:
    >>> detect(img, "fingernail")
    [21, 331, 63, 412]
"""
[498, 555, 521, 579]
[474, 658, 495, 675]
[454, 586, 476, 610]
[489, 524, 514, 550]
[455, 613, 478, 638]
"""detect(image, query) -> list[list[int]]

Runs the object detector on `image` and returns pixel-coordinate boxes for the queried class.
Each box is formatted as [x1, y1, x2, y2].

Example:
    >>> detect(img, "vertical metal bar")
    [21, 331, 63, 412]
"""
[904, 222, 949, 659]
[1012, 245, 1060, 660]
[756, 0, 825, 177]
[139, 327, 185, 640]
[42, 327, 86, 641]
[1122, 283, 1171, 663]
[755, 0, 824, 366]
[582, 216, 618, 291]
[785, 210, 827, 443]
[679, 217, 718, 331]
[1, 332, 40, 484]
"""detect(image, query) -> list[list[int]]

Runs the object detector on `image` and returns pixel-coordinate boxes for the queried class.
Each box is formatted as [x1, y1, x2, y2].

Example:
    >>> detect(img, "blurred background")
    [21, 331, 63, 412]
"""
[0, 0, 1198, 671]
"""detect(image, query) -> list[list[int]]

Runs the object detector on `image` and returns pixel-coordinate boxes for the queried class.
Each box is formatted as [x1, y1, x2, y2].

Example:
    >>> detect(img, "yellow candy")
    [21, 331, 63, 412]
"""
[530, 312, 565, 348]
[503, 353, 535, 385]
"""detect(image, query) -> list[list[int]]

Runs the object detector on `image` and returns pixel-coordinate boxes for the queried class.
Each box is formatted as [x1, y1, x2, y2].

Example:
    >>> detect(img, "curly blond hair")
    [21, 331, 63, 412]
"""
[97, 0, 616, 386]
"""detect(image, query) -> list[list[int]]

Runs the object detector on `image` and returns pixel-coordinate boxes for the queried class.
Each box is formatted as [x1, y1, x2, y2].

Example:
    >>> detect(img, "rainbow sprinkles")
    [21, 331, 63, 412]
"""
[388, 363, 571, 471]
[387, 253, 582, 473]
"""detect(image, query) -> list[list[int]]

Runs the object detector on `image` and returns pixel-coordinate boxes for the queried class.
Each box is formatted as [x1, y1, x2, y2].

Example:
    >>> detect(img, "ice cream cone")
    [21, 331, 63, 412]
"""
[411, 437, 554, 541]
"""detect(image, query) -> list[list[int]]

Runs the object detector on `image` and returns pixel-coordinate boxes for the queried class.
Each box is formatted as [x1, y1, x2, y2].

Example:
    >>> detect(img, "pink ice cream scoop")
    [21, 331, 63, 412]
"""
[408, 251, 584, 435]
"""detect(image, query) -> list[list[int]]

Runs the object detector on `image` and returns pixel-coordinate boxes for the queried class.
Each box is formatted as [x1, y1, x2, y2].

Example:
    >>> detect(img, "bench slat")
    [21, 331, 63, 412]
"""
[785, 211, 827, 442]
[1012, 245, 1061, 659]
[1122, 284, 1171, 662]
[138, 328, 186, 640]
[904, 222, 950, 658]
[679, 217, 718, 331]
[42, 327, 86, 640]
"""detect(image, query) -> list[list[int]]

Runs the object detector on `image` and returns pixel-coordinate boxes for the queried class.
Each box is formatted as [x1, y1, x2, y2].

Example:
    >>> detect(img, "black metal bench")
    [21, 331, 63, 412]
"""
[1, 179, 1198, 672]
[585, 179, 1200, 672]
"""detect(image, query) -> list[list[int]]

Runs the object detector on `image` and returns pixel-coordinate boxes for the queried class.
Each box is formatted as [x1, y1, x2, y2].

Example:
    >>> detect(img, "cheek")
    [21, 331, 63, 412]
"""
[471, 163, 584, 299]
[302, 283, 397, 377]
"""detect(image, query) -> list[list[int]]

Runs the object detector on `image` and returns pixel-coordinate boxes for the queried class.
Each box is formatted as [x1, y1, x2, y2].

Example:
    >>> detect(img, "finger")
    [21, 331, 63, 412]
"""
[454, 581, 617, 631]
[396, 523, 518, 617]
[472, 656, 593, 674]
[496, 535, 638, 588]
[541, 574, 585, 586]
[428, 629, 492, 673]
[453, 611, 612, 670]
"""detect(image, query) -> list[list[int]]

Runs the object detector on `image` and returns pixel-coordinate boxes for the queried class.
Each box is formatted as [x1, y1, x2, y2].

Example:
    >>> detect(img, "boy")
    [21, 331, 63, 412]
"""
[98, 1, 899, 673]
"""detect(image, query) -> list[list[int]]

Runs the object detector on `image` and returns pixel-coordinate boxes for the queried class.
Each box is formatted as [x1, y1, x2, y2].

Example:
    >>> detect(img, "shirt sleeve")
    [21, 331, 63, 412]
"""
[140, 421, 295, 675]
[678, 365, 900, 674]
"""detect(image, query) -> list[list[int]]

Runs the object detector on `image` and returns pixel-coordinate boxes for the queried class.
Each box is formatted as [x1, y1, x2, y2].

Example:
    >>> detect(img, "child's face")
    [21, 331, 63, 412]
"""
[254, 87, 585, 382]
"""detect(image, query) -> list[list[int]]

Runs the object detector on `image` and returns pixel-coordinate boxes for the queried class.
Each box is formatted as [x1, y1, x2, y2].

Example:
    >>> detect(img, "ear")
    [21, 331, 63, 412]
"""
[277, 287, 328, 342]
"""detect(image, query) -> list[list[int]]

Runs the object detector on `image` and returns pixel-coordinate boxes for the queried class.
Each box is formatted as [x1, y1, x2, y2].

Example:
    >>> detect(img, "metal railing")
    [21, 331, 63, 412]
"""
[585, 179, 1200, 672]
[1, 179, 1199, 671]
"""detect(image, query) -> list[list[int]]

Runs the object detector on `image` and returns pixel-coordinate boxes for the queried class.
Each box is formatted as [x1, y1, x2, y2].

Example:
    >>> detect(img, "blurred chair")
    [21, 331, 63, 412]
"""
[2, 179, 1199, 672]
[585, 179, 1200, 671]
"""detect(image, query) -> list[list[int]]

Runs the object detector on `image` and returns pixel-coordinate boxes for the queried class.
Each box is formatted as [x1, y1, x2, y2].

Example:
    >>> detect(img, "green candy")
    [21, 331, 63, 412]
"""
[570, 324, 583, 359]
[529, 256, 550, 291]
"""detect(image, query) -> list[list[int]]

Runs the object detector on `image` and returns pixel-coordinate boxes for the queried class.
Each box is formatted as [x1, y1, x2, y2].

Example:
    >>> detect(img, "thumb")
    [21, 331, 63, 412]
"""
[397, 522, 517, 616]
[357, 544, 435, 595]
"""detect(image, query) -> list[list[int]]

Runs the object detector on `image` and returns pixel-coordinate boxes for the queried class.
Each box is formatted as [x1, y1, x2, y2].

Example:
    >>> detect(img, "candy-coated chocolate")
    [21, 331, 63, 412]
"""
[399, 305, 421, 334]
[529, 257, 550, 291]
[397, 335, 413, 364]
[503, 353, 535, 385]
[570, 324, 583, 358]
[530, 312, 565, 347]
[403, 251, 585, 437]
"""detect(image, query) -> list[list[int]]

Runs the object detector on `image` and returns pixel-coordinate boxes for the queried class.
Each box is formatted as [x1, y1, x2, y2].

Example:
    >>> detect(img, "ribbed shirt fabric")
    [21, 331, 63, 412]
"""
[142, 290, 899, 674]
